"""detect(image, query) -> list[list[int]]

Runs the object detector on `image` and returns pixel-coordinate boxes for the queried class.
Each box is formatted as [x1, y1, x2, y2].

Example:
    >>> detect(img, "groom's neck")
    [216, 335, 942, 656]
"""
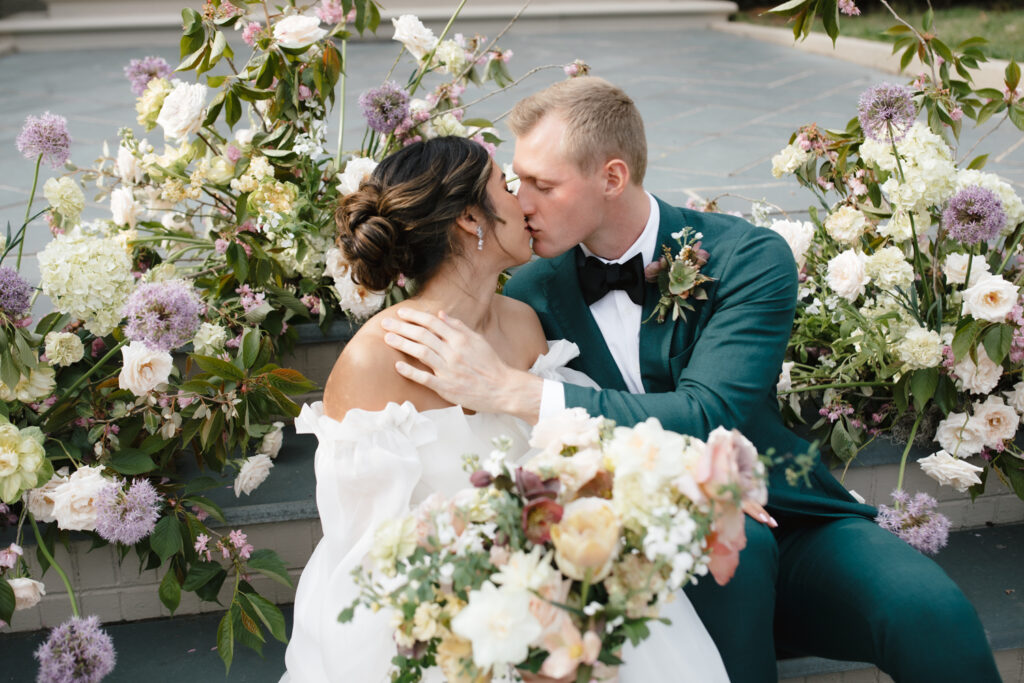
[582, 184, 651, 260]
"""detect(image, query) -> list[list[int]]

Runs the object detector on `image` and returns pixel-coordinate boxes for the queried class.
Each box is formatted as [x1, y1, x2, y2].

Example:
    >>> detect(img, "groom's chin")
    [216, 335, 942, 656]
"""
[531, 240, 570, 260]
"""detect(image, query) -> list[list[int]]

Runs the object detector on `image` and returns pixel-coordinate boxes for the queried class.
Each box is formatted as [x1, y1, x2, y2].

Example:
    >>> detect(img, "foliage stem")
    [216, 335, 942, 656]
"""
[780, 381, 895, 395]
[407, 0, 468, 99]
[895, 411, 924, 499]
[17, 154, 43, 270]
[29, 513, 79, 618]
[335, 38, 348, 166]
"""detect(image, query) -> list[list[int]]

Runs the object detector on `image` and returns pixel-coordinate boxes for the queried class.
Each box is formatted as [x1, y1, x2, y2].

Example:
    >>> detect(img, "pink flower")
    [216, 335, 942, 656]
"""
[194, 533, 211, 560]
[0, 543, 22, 569]
[242, 22, 262, 47]
[838, 0, 860, 16]
[472, 133, 496, 157]
[214, 238, 229, 254]
[317, 0, 348, 24]
[539, 612, 601, 679]
[224, 144, 242, 163]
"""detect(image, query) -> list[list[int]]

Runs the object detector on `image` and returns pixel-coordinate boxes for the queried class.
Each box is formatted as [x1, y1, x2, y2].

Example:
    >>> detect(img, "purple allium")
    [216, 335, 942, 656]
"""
[359, 81, 410, 135]
[34, 615, 116, 683]
[943, 185, 1006, 245]
[0, 265, 33, 317]
[123, 56, 172, 97]
[95, 478, 162, 546]
[16, 112, 71, 169]
[876, 489, 951, 555]
[858, 83, 917, 144]
[122, 279, 203, 351]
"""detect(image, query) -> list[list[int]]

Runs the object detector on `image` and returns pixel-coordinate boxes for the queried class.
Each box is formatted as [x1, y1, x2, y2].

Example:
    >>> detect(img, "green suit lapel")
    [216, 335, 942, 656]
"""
[548, 250, 630, 392]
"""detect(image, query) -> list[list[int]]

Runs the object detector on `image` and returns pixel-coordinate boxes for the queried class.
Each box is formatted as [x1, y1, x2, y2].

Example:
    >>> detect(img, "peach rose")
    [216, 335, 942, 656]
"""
[550, 498, 620, 582]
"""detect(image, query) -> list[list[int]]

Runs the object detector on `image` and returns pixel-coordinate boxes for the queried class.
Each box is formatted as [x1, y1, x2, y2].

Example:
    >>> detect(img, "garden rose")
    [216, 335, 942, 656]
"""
[529, 407, 602, 455]
[961, 274, 1019, 323]
[826, 250, 869, 301]
[953, 344, 1002, 395]
[918, 451, 983, 493]
[943, 252, 990, 286]
[234, 453, 273, 497]
[260, 422, 286, 458]
[8, 577, 45, 610]
[25, 468, 69, 522]
[451, 581, 541, 669]
[895, 326, 943, 370]
[770, 143, 811, 178]
[824, 205, 868, 244]
[968, 395, 1018, 448]
[273, 15, 327, 49]
[0, 422, 46, 504]
[156, 81, 208, 141]
[336, 156, 378, 195]
[118, 341, 173, 396]
[391, 14, 437, 60]
[550, 497, 620, 582]
[768, 219, 814, 268]
[49, 465, 108, 531]
[934, 412, 986, 456]
[44, 332, 85, 367]
[1004, 381, 1024, 414]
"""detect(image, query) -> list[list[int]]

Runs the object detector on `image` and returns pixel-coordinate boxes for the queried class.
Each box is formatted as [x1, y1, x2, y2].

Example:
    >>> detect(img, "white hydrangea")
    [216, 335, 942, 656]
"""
[37, 231, 135, 336]
[955, 169, 1024, 232]
[865, 246, 914, 290]
[824, 205, 868, 245]
[867, 123, 956, 213]
[434, 39, 469, 75]
[771, 143, 811, 178]
[895, 326, 943, 370]
[877, 209, 928, 243]
[42, 176, 85, 225]
[192, 322, 228, 356]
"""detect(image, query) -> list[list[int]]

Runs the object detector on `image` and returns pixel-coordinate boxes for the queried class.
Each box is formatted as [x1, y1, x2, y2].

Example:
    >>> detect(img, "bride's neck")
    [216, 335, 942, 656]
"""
[412, 256, 502, 332]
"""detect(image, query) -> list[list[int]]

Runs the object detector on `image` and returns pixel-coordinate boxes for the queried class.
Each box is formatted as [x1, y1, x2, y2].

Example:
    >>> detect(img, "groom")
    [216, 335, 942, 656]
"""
[382, 77, 999, 682]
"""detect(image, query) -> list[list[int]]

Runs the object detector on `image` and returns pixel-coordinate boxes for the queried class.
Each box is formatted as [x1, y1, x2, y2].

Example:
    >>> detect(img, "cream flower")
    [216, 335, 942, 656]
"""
[968, 395, 1018, 448]
[539, 611, 602, 679]
[768, 219, 815, 268]
[0, 367, 56, 404]
[43, 176, 85, 224]
[273, 14, 327, 49]
[490, 546, 556, 593]
[435, 39, 469, 75]
[1004, 381, 1024, 414]
[450, 581, 541, 669]
[0, 422, 46, 503]
[44, 332, 85, 367]
[824, 205, 868, 245]
[917, 450, 983, 493]
[234, 453, 273, 496]
[934, 412, 986, 456]
[550, 497, 620, 582]
[116, 144, 143, 185]
[118, 341, 174, 396]
[156, 81, 208, 141]
[529, 407, 603, 455]
[370, 516, 417, 573]
[136, 77, 173, 130]
[877, 209, 927, 243]
[260, 421, 286, 458]
[49, 465, 108, 531]
[391, 14, 437, 60]
[953, 344, 1002, 395]
[324, 248, 385, 319]
[192, 322, 228, 356]
[895, 326, 943, 370]
[336, 156, 378, 195]
[24, 468, 69, 522]
[865, 246, 913, 290]
[944, 252, 991, 286]
[8, 578, 45, 611]
[776, 361, 794, 393]
[826, 250, 869, 302]
[434, 113, 467, 138]
[770, 143, 811, 178]
[110, 187, 140, 228]
[961, 274, 1019, 323]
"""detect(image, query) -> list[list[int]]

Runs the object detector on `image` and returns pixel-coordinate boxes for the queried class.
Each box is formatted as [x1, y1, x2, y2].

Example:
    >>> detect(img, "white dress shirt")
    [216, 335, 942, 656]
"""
[539, 193, 660, 416]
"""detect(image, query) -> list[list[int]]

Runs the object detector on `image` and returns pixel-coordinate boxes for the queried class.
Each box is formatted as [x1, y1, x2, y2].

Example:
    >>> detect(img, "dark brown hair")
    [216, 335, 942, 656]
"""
[336, 137, 499, 291]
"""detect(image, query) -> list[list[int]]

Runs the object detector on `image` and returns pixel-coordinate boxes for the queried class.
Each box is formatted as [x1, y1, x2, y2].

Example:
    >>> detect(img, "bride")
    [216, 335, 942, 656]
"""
[280, 136, 730, 683]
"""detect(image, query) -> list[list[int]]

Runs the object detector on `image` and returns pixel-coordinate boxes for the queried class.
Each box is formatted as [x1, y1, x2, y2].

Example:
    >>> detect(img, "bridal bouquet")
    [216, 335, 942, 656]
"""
[343, 408, 766, 682]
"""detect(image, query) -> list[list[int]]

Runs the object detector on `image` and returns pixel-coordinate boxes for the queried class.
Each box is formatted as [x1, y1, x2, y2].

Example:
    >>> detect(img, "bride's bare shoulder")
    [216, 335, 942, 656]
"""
[322, 305, 451, 420]
[494, 295, 548, 368]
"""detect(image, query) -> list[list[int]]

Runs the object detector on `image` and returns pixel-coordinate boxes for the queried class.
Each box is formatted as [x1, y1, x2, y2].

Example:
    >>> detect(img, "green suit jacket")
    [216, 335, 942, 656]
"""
[505, 197, 874, 519]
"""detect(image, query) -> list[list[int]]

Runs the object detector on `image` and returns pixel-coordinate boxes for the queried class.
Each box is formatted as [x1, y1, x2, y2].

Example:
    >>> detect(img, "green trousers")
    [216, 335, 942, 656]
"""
[685, 515, 1000, 683]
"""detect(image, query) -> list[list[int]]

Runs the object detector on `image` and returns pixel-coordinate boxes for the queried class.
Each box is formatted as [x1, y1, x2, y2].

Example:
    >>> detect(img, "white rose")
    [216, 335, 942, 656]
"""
[953, 344, 1002, 395]
[968, 395, 1018, 448]
[961, 274, 1019, 323]
[234, 128, 255, 148]
[826, 250, 869, 302]
[935, 412, 986, 456]
[8, 578, 45, 611]
[326, 251, 385, 319]
[273, 14, 327, 49]
[529, 407, 602, 455]
[1004, 381, 1024, 414]
[24, 468, 69, 523]
[118, 341, 174, 396]
[192, 322, 228, 356]
[234, 453, 273, 497]
[917, 450, 984, 493]
[768, 219, 815, 268]
[824, 205, 868, 245]
[895, 326, 943, 370]
[260, 421, 285, 458]
[116, 144, 143, 185]
[776, 361, 794, 393]
[156, 81, 208, 142]
[944, 252, 991, 286]
[44, 332, 85, 367]
[49, 465, 108, 531]
[110, 187, 140, 228]
[391, 14, 437, 60]
[336, 156, 377, 195]
[770, 143, 811, 178]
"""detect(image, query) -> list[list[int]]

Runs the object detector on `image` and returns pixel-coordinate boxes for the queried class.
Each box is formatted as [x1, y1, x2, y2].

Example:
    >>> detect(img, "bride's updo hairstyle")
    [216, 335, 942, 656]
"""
[336, 136, 501, 291]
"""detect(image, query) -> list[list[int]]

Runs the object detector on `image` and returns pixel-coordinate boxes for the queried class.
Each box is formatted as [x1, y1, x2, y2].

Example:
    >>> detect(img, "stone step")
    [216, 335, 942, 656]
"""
[0, 0, 738, 52]
[2, 524, 1021, 681]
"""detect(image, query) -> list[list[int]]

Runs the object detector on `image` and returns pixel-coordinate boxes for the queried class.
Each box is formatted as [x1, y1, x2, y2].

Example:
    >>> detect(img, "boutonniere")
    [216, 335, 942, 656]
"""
[644, 227, 715, 324]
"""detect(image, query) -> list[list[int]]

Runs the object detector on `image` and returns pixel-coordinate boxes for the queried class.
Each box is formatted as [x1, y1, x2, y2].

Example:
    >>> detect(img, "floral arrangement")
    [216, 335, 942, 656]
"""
[643, 227, 714, 324]
[342, 408, 767, 682]
[1, 0, 577, 676]
[762, 0, 1024, 551]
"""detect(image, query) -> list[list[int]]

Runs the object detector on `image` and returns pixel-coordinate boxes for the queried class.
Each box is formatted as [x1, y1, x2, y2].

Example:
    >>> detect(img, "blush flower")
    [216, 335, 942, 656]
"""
[123, 279, 204, 351]
[95, 478, 162, 545]
[858, 83, 917, 144]
[34, 615, 116, 683]
[16, 112, 71, 168]
[359, 82, 410, 135]
[943, 185, 1006, 244]
[123, 56, 172, 96]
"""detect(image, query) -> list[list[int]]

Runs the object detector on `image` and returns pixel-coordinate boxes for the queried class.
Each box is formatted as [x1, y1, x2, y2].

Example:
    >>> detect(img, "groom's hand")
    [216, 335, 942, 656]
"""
[381, 308, 543, 422]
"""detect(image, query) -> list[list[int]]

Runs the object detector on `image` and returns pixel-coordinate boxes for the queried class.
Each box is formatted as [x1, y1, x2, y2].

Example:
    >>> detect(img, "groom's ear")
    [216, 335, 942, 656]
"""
[602, 158, 630, 198]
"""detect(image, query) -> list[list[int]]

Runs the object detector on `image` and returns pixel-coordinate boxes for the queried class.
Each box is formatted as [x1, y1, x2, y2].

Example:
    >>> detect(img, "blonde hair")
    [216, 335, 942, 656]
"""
[508, 76, 646, 185]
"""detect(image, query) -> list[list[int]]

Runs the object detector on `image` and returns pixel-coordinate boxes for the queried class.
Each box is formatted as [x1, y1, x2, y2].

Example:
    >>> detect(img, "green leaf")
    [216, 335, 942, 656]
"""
[159, 569, 182, 614]
[829, 420, 857, 462]
[150, 516, 183, 562]
[176, 44, 209, 73]
[983, 324, 1013, 365]
[182, 495, 226, 523]
[931, 38, 953, 64]
[183, 561, 224, 591]
[225, 241, 249, 283]
[217, 608, 235, 674]
[934, 374, 957, 415]
[0, 578, 14, 625]
[246, 548, 293, 588]
[1009, 104, 1024, 132]
[200, 410, 225, 450]
[900, 45, 916, 72]
[967, 154, 989, 170]
[975, 88, 1004, 100]
[193, 354, 246, 381]
[207, 74, 227, 88]
[923, 7, 934, 32]
[225, 90, 242, 129]
[107, 448, 157, 475]
[241, 329, 260, 369]
[893, 373, 911, 415]
[910, 367, 939, 412]
[240, 592, 288, 642]
[1006, 59, 1021, 91]
[951, 319, 984, 361]
[181, 7, 202, 33]
[766, 0, 807, 14]
[821, 0, 839, 44]
[182, 476, 220, 495]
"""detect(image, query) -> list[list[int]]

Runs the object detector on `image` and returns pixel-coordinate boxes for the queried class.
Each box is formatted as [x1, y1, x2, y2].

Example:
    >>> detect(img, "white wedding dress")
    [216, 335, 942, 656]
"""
[281, 341, 729, 683]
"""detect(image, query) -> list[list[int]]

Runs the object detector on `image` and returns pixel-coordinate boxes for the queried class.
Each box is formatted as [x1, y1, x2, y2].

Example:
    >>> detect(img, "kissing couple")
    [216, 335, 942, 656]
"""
[280, 77, 999, 682]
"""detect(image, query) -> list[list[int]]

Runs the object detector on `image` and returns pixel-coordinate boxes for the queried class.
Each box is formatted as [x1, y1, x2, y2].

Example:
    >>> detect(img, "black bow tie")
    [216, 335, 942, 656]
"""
[576, 248, 645, 306]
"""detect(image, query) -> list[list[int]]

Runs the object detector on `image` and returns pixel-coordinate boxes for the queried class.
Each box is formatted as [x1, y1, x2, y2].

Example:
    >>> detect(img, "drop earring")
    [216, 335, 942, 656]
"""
[476, 225, 484, 251]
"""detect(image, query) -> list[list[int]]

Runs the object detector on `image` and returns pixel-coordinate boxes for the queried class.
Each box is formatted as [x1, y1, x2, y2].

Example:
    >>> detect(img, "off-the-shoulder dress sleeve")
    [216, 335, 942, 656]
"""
[529, 339, 600, 389]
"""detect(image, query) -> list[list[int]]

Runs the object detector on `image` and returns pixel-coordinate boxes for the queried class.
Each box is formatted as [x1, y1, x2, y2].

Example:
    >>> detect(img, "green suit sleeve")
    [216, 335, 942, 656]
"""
[563, 229, 798, 438]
